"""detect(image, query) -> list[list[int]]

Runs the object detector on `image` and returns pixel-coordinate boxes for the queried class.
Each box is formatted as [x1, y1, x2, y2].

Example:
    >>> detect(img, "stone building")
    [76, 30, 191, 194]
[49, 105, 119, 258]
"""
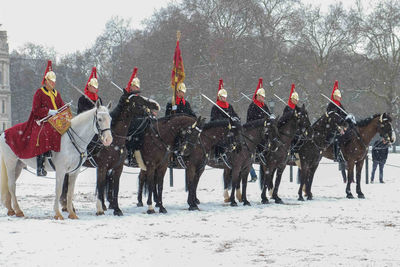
[0, 25, 11, 131]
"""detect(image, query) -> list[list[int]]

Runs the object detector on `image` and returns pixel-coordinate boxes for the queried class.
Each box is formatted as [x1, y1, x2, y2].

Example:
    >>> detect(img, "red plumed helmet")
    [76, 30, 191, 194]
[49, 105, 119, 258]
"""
[41, 60, 56, 85]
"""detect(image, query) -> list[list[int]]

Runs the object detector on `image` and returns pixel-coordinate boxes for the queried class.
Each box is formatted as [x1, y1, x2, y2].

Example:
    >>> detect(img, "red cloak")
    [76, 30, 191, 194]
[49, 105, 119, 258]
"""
[5, 87, 65, 159]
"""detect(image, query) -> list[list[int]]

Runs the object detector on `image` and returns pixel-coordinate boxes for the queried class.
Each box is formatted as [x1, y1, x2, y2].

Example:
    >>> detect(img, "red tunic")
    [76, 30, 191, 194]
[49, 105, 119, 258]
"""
[5, 87, 65, 159]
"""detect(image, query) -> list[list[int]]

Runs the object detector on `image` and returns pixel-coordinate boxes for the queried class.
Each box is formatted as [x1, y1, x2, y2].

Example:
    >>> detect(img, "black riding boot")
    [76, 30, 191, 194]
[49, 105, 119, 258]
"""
[36, 154, 47, 176]
[333, 140, 340, 162]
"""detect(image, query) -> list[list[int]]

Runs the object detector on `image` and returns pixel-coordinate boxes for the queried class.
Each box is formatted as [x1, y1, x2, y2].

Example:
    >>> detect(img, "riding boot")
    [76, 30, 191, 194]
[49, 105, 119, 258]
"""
[134, 150, 147, 171]
[36, 154, 47, 176]
[333, 141, 339, 162]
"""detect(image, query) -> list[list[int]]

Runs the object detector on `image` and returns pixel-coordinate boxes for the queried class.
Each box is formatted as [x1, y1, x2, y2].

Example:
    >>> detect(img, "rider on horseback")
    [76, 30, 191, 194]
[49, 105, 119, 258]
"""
[125, 68, 149, 171]
[210, 79, 240, 161]
[246, 78, 273, 182]
[165, 83, 196, 117]
[326, 80, 355, 163]
[4, 60, 65, 176]
[278, 84, 301, 161]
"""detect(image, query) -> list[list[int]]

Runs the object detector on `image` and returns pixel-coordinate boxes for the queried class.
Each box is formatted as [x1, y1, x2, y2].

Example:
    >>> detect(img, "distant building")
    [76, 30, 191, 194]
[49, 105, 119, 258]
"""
[0, 25, 11, 131]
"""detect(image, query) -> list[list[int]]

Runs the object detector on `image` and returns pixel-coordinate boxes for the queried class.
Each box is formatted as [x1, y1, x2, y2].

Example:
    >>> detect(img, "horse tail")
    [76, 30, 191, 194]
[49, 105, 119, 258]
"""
[1, 156, 9, 206]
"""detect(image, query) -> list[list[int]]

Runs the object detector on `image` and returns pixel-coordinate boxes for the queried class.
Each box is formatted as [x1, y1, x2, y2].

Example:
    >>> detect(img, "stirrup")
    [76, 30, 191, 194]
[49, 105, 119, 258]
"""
[37, 168, 47, 177]
[220, 153, 232, 169]
[175, 153, 187, 169]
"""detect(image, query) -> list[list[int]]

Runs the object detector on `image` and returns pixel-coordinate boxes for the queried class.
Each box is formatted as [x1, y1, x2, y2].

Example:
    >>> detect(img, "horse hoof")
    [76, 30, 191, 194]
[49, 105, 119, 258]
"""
[261, 199, 269, 204]
[96, 211, 105, 216]
[230, 201, 238, 207]
[298, 196, 305, 201]
[224, 198, 230, 203]
[243, 200, 251, 206]
[114, 210, 124, 216]
[137, 202, 143, 207]
[275, 198, 284, 204]
[147, 209, 156, 214]
[7, 210, 16, 216]
[346, 194, 354, 199]
[188, 205, 200, 211]
[358, 194, 365, 199]
[159, 206, 168, 214]
[68, 213, 79, 219]
[16, 211, 24, 217]
[195, 198, 201, 205]
[102, 205, 108, 211]
[54, 214, 64, 220]
[307, 195, 313, 201]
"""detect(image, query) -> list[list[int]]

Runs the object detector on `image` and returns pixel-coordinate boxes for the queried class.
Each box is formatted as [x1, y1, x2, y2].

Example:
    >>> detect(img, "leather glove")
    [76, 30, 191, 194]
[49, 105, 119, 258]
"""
[269, 114, 276, 120]
[172, 105, 177, 111]
[231, 117, 240, 122]
[48, 109, 57, 116]
[345, 113, 356, 125]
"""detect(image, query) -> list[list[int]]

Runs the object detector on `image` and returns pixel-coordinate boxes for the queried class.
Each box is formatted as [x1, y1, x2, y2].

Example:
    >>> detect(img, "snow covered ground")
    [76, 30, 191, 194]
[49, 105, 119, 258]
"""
[1, 154, 399, 267]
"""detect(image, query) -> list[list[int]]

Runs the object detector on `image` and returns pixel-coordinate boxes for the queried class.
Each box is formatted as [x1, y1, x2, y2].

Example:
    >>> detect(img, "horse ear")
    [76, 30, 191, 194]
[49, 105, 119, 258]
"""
[302, 103, 305, 110]
[96, 100, 101, 108]
[107, 101, 112, 110]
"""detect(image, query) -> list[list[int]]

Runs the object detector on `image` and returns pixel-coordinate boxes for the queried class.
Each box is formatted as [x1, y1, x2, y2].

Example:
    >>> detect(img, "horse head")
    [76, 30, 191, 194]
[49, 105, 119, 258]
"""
[295, 104, 312, 138]
[178, 116, 206, 157]
[95, 100, 113, 146]
[378, 113, 396, 143]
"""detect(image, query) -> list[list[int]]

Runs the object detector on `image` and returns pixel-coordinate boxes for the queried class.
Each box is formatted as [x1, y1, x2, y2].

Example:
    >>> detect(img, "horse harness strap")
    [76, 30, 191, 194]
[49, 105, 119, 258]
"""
[66, 128, 87, 174]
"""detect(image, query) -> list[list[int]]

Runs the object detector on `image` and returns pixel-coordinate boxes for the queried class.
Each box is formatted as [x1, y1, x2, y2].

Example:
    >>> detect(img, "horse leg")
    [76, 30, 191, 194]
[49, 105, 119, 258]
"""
[60, 174, 69, 211]
[345, 162, 355, 199]
[156, 167, 168, 214]
[146, 170, 156, 214]
[7, 162, 24, 217]
[298, 167, 306, 201]
[241, 167, 251, 206]
[54, 172, 66, 220]
[223, 169, 231, 203]
[355, 161, 365, 199]
[1, 157, 16, 216]
[260, 166, 269, 204]
[137, 171, 144, 207]
[268, 168, 277, 197]
[229, 168, 238, 207]
[96, 168, 107, 215]
[272, 168, 284, 204]
[66, 173, 79, 219]
[193, 170, 203, 206]
[106, 172, 114, 210]
[111, 165, 124, 216]
[306, 167, 318, 200]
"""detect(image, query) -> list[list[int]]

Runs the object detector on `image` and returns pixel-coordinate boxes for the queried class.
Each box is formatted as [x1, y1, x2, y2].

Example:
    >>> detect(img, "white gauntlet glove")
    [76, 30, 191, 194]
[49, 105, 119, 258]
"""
[48, 109, 57, 116]
[172, 105, 178, 111]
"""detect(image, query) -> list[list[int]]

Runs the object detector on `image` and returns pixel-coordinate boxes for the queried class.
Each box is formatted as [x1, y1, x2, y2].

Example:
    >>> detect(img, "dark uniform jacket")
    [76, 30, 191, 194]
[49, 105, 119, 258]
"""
[246, 102, 270, 122]
[327, 102, 347, 119]
[210, 104, 239, 121]
[165, 100, 196, 117]
[77, 95, 103, 114]
[372, 140, 389, 163]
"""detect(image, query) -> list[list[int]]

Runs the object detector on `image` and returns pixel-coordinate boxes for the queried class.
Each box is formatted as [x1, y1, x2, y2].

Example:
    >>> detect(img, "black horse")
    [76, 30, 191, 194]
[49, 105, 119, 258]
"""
[132, 114, 205, 214]
[218, 118, 279, 206]
[61, 92, 160, 216]
[260, 104, 312, 204]
[295, 111, 348, 201]
[322, 113, 395, 199]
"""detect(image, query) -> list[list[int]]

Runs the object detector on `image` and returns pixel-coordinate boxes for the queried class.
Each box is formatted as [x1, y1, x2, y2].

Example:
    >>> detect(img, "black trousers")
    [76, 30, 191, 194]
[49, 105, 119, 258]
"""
[371, 160, 385, 181]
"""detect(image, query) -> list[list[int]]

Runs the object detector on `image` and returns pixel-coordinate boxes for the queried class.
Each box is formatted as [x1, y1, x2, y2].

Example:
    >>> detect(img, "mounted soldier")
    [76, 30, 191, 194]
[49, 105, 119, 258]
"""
[246, 78, 271, 122]
[78, 67, 102, 113]
[210, 79, 240, 161]
[4, 60, 65, 176]
[125, 67, 149, 171]
[210, 79, 240, 122]
[326, 80, 354, 163]
[278, 84, 301, 161]
[165, 83, 196, 117]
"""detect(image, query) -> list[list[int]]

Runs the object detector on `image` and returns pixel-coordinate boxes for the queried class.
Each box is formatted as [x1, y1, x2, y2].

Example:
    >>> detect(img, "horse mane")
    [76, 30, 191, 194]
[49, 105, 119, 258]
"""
[356, 114, 380, 127]
[243, 118, 265, 129]
[71, 107, 96, 127]
[159, 113, 193, 122]
[203, 120, 230, 130]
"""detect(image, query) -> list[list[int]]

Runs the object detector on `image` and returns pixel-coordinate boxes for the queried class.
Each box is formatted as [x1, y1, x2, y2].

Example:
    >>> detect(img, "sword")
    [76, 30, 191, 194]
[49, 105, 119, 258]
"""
[201, 93, 232, 119]
[111, 81, 124, 93]
[240, 93, 273, 117]
[273, 94, 287, 105]
[320, 93, 348, 116]
[64, 76, 95, 106]
[36, 101, 72, 125]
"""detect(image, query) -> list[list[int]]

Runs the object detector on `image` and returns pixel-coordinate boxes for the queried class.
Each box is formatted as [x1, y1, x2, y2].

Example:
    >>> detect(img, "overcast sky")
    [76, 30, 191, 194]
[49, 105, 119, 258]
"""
[0, 0, 369, 56]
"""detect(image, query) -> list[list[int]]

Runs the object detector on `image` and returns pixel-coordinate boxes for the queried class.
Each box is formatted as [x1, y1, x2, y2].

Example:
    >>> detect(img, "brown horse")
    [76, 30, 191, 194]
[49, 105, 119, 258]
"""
[295, 111, 348, 201]
[134, 114, 205, 214]
[61, 92, 160, 216]
[322, 113, 395, 199]
[218, 118, 279, 206]
[260, 104, 312, 204]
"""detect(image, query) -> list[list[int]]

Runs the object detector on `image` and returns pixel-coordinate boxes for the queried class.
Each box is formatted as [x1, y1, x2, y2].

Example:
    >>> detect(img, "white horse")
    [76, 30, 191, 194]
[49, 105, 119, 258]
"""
[0, 101, 113, 220]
